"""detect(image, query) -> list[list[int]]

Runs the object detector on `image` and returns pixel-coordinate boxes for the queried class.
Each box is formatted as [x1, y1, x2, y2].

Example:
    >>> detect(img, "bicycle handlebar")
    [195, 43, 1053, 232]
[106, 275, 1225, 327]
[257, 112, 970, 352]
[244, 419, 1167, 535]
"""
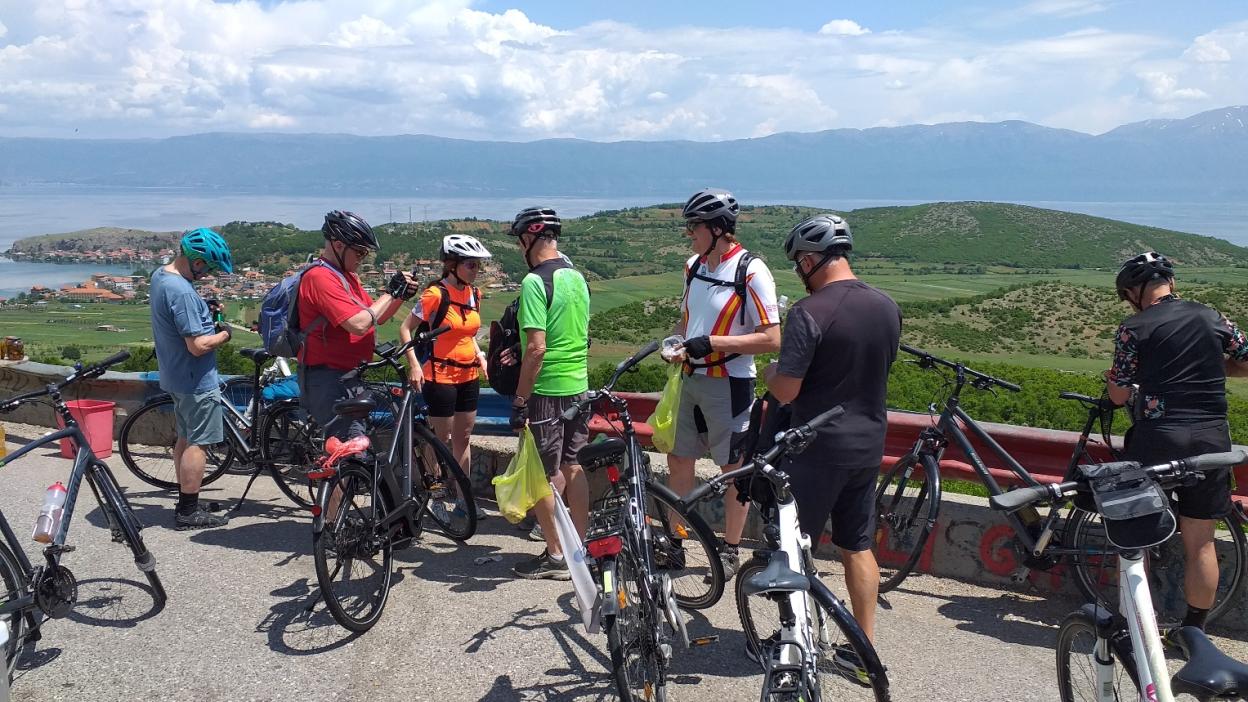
[0, 349, 131, 412]
[559, 340, 663, 423]
[988, 449, 1248, 512]
[679, 405, 846, 508]
[900, 343, 1021, 393]
[341, 325, 452, 381]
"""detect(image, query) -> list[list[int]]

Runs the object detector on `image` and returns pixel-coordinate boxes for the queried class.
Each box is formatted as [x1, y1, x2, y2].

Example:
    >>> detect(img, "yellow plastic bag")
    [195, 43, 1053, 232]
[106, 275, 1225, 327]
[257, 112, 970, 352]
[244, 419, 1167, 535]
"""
[492, 428, 552, 524]
[647, 363, 683, 454]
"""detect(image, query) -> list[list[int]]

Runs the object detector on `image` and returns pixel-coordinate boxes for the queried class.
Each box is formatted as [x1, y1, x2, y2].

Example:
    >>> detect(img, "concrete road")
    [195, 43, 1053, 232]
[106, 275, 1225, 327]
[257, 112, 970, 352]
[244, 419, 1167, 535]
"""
[1, 424, 1244, 701]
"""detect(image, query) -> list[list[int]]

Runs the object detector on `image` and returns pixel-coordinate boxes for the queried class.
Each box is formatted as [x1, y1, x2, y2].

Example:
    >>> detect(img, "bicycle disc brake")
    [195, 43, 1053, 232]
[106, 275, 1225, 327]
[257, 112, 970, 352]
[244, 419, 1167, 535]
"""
[35, 565, 78, 619]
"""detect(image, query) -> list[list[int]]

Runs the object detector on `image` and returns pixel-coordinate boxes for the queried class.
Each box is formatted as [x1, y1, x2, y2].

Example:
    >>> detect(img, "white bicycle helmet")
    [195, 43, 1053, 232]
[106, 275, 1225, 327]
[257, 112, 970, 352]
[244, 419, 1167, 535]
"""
[441, 234, 492, 260]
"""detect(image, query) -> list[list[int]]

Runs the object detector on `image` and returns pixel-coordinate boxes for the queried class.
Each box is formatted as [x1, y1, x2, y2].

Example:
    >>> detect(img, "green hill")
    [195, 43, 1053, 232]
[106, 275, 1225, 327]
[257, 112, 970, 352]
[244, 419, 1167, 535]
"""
[11, 202, 1248, 278]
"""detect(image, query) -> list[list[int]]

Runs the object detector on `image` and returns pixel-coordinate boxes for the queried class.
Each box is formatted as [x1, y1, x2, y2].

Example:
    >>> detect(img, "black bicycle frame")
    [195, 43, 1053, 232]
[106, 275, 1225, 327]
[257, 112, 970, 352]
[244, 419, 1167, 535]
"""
[926, 382, 1109, 559]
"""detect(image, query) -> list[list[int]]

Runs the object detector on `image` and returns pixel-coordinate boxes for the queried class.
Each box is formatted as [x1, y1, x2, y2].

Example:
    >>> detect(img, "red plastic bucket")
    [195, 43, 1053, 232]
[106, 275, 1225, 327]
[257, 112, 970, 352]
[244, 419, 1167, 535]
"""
[57, 400, 116, 459]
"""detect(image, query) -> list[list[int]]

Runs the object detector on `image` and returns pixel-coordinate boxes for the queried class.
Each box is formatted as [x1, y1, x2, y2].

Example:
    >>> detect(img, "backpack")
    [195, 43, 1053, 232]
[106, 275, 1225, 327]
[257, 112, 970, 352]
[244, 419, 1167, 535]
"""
[259, 260, 357, 358]
[413, 282, 481, 379]
[487, 265, 561, 397]
[683, 251, 757, 373]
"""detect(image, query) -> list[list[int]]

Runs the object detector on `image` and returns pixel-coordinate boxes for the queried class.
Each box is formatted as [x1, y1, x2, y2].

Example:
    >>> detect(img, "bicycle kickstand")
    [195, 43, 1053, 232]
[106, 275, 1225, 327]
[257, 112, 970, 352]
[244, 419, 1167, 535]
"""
[230, 469, 265, 513]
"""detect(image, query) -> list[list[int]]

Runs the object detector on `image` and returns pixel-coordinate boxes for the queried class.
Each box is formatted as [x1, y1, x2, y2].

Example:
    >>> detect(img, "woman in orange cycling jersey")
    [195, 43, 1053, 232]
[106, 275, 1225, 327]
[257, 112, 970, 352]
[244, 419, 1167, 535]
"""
[401, 235, 492, 515]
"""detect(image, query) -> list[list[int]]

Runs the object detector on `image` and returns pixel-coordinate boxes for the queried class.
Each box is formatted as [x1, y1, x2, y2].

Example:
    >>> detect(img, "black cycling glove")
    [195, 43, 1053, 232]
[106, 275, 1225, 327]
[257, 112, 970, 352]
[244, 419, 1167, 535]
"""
[509, 402, 529, 431]
[386, 272, 417, 301]
[683, 335, 714, 360]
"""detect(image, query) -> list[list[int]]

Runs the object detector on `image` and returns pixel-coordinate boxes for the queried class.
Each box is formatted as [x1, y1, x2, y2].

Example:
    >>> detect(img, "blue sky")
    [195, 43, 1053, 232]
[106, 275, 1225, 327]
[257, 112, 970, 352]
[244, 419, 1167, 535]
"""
[1, 0, 1245, 140]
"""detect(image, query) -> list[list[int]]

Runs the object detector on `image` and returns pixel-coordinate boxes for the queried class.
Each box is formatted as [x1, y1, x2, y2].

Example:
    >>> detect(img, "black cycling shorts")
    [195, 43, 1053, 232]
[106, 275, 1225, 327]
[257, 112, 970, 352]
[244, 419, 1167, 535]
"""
[1125, 418, 1233, 520]
[784, 458, 878, 552]
[422, 380, 480, 418]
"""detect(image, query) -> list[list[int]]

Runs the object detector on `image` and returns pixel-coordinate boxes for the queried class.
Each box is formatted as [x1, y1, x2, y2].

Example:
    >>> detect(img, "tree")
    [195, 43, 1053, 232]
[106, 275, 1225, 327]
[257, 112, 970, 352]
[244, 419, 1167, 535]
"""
[61, 345, 82, 361]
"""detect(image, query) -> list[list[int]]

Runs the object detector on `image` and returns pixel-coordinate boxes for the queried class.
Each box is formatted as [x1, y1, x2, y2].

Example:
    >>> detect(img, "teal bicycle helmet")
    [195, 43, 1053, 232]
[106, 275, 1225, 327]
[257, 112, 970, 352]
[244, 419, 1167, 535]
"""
[180, 228, 233, 274]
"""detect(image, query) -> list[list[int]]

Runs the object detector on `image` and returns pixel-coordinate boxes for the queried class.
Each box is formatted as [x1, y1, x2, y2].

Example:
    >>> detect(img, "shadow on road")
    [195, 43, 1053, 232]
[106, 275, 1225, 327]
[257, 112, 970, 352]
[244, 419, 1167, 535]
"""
[67, 576, 165, 628]
[256, 576, 362, 656]
[924, 589, 1069, 648]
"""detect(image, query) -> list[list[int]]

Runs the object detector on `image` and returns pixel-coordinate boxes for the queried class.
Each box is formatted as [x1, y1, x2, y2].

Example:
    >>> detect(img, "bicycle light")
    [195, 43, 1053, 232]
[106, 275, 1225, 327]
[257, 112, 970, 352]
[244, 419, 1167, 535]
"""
[587, 535, 622, 559]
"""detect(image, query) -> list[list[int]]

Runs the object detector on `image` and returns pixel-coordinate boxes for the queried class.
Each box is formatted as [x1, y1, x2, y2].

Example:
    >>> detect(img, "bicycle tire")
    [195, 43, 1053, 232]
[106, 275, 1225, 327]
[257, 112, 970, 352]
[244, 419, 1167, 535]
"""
[604, 549, 667, 702]
[1055, 610, 1139, 702]
[411, 422, 477, 542]
[736, 556, 891, 702]
[119, 397, 235, 490]
[0, 540, 28, 682]
[644, 480, 725, 609]
[873, 452, 941, 593]
[313, 462, 393, 633]
[89, 462, 167, 605]
[1066, 506, 1247, 627]
[259, 401, 318, 509]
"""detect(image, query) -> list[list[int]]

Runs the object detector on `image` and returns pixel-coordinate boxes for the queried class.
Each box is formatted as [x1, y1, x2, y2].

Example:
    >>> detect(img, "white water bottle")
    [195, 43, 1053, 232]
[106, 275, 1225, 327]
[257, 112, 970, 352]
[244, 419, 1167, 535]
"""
[32, 482, 67, 544]
[778, 295, 790, 315]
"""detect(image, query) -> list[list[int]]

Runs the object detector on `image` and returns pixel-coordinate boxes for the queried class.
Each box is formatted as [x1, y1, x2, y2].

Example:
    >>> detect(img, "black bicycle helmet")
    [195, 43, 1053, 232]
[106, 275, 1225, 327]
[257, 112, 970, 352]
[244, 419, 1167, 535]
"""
[1115, 252, 1174, 300]
[783, 214, 853, 261]
[682, 189, 740, 225]
[510, 207, 561, 238]
[322, 210, 380, 251]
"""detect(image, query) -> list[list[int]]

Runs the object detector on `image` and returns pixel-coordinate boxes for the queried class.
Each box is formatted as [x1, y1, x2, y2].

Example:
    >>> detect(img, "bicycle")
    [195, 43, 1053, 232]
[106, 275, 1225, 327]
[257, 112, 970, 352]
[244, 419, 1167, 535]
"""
[990, 449, 1248, 702]
[309, 326, 478, 632]
[0, 351, 166, 681]
[872, 344, 1246, 626]
[680, 404, 891, 701]
[119, 347, 319, 509]
[563, 340, 726, 701]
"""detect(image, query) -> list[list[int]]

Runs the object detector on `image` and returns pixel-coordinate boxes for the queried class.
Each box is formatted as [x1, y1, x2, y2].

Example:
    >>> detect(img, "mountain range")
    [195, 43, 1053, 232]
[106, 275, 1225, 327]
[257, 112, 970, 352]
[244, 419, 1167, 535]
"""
[1, 107, 1245, 201]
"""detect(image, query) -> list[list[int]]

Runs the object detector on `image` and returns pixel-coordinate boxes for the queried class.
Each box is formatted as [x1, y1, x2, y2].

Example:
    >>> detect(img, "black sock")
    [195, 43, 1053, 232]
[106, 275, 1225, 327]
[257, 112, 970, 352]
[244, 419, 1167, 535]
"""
[1182, 605, 1210, 631]
[722, 540, 739, 552]
[176, 492, 199, 516]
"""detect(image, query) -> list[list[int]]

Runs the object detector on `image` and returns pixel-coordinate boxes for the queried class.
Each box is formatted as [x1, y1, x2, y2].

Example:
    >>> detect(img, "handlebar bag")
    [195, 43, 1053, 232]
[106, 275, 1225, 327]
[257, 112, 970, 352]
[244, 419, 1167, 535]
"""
[1077, 460, 1176, 550]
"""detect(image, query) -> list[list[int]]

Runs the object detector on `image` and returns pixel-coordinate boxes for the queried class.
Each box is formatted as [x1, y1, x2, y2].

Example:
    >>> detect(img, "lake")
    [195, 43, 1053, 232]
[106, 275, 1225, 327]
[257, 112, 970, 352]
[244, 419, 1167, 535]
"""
[1, 185, 1246, 252]
[0, 258, 138, 299]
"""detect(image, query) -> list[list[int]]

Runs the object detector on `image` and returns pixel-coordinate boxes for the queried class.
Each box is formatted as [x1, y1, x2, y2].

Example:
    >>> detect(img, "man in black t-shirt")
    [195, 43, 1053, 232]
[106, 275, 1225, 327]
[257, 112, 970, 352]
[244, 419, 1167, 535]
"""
[764, 214, 901, 657]
[1106, 252, 1248, 631]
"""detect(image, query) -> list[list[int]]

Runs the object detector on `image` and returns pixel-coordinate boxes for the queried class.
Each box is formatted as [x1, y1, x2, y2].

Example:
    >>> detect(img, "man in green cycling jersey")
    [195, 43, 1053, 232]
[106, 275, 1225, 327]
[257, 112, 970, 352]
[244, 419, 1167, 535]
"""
[507, 207, 591, 581]
[1106, 252, 1248, 631]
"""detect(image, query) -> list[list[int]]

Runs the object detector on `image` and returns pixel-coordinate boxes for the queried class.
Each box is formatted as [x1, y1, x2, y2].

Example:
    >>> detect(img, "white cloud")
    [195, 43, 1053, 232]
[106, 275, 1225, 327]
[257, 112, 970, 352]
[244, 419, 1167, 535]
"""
[818, 19, 870, 37]
[0, 2, 1243, 141]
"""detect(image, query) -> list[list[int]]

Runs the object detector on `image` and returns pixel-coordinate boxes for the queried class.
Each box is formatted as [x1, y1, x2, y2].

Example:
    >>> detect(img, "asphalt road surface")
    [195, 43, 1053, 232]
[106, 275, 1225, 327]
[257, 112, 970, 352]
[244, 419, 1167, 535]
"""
[2, 425, 1245, 701]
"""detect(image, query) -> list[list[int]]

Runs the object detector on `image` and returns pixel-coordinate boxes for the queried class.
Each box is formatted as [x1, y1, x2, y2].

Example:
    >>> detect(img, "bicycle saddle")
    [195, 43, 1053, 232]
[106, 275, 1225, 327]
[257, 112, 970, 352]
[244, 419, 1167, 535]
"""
[1170, 626, 1248, 700]
[1058, 392, 1116, 411]
[578, 438, 625, 470]
[240, 347, 274, 363]
[332, 396, 377, 419]
[741, 551, 809, 596]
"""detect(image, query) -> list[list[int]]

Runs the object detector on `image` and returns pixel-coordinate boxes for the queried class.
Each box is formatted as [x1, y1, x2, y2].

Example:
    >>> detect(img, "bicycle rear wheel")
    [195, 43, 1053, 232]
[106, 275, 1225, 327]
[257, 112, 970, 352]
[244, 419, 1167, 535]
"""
[0, 541, 28, 682]
[119, 397, 234, 490]
[644, 480, 724, 609]
[411, 422, 477, 541]
[88, 462, 167, 605]
[604, 550, 667, 702]
[221, 377, 258, 475]
[313, 462, 393, 633]
[1055, 610, 1138, 702]
[1066, 506, 1246, 627]
[259, 402, 318, 509]
[873, 453, 940, 593]
[736, 556, 890, 701]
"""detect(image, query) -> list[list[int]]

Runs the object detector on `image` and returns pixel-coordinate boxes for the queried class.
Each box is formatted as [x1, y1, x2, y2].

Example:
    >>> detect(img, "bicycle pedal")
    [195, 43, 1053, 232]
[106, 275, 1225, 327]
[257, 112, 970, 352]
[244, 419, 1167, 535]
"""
[690, 635, 719, 647]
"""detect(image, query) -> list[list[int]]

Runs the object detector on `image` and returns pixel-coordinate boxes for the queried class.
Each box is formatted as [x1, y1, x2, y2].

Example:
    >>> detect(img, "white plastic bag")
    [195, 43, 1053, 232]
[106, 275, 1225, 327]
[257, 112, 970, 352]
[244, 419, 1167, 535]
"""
[552, 488, 601, 634]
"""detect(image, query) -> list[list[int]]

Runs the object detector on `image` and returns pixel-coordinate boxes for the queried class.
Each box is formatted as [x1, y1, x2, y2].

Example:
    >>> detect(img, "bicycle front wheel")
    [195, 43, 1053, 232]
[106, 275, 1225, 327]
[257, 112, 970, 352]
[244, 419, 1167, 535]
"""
[259, 402, 319, 509]
[412, 422, 477, 542]
[873, 452, 941, 593]
[119, 397, 234, 490]
[736, 556, 891, 701]
[1056, 610, 1138, 702]
[1066, 506, 1247, 627]
[644, 480, 724, 609]
[0, 541, 29, 682]
[88, 462, 167, 605]
[313, 462, 393, 633]
[604, 550, 667, 702]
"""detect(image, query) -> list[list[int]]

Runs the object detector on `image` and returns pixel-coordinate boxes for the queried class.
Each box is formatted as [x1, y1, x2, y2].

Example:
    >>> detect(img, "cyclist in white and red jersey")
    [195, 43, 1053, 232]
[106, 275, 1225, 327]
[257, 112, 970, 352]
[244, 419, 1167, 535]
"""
[665, 188, 780, 578]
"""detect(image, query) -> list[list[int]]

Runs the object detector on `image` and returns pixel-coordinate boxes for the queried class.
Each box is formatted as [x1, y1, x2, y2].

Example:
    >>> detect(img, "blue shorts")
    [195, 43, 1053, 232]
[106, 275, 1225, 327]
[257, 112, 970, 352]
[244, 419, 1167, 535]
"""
[170, 389, 224, 446]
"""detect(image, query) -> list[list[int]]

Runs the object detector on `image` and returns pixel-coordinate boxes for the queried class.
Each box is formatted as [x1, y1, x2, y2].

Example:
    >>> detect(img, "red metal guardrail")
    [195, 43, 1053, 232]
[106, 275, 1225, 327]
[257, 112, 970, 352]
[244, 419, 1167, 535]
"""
[597, 393, 1248, 506]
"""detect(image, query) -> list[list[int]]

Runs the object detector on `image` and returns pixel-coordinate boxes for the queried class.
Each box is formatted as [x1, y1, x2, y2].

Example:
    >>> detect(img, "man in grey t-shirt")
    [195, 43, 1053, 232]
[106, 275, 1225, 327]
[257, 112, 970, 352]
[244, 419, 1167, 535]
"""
[150, 228, 235, 530]
[764, 215, 900, 661]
